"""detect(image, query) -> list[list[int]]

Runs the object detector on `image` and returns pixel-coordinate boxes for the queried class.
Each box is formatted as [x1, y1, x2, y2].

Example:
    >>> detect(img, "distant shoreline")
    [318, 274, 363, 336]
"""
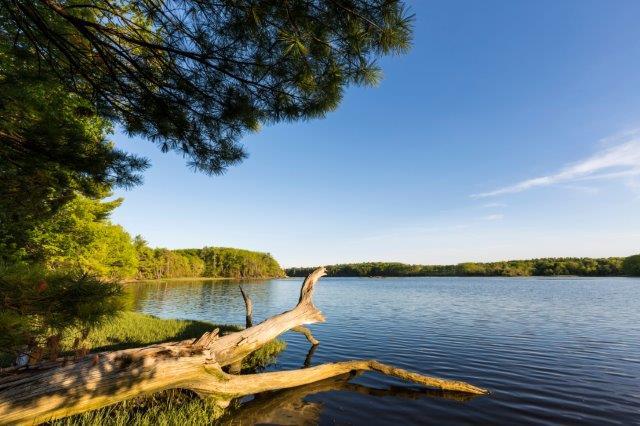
[285, 257, 639, 278]
[124, 274, 638, 283]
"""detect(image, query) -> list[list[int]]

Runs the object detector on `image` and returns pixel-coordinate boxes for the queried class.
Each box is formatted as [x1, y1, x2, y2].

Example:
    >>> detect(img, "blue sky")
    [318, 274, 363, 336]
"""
[112, 0, 640, 267]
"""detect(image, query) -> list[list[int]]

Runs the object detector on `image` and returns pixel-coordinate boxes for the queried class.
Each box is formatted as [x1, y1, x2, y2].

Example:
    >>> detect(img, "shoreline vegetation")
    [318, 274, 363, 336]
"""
[134, 245, 285, 281]
[1, 1, 637, 423]
[286, 256, 640, 278]
[0, 312, 286, 424]
[0, 195, 286, 282]
[1, 268, 489, 424]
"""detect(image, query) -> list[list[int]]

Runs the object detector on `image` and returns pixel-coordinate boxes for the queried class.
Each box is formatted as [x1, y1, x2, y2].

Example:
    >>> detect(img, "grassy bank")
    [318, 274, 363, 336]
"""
[4, 312, 285, 425]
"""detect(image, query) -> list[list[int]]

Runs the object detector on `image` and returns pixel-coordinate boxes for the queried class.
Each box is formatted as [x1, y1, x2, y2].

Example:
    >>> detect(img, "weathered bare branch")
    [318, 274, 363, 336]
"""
[239, 286, 253, 328]
[291, 325, 320, 346]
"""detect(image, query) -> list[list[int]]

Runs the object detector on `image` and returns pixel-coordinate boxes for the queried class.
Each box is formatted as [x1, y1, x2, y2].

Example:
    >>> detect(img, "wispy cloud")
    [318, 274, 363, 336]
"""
[483, 214, 504, 221]
[472, 137, 640, 198]
[560, 185, 600, 195]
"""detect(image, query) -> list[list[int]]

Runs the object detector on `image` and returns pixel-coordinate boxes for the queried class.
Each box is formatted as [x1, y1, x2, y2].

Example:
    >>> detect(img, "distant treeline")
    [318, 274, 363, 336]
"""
[135, 238, 285, 280]
[286, 257, 640, 277]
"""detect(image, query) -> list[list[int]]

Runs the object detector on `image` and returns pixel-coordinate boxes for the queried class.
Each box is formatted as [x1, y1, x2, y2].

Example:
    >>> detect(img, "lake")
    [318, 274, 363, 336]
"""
[129, 277, 640, 425]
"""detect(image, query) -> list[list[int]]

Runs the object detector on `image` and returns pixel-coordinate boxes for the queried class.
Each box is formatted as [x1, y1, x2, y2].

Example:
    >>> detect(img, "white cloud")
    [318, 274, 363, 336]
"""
[481, 202, 507, 208]
[483, 214, 504, 221]
[472, 137, 640, 198]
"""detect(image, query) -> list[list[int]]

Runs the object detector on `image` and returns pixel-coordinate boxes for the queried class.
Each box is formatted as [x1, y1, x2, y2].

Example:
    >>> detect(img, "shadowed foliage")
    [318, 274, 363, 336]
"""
[0, 40, 147, 261]
[0, 264, 124, 366]
[622, 254, 640, 276]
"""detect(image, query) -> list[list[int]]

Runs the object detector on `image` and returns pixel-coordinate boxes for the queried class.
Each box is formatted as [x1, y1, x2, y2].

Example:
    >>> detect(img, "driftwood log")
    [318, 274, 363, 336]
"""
[240, 285, 319, 346]
[0, 267, 488, 424]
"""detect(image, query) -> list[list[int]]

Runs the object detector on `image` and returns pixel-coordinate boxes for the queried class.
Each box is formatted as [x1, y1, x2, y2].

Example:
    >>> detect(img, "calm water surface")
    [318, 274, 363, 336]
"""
[129, 277, 640, 425]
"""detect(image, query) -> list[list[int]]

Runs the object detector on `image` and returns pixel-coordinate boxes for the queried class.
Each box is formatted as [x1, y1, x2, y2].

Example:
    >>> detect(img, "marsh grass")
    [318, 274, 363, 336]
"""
[29, 311, 286, 425]
[49, 389, 236, 426]
[61, 311, 241, 352]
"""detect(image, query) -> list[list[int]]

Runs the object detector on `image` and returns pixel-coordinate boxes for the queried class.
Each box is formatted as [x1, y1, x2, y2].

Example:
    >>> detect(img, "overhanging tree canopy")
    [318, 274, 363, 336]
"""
[0, 44, 147, 260]
[1, 0, 413, 174]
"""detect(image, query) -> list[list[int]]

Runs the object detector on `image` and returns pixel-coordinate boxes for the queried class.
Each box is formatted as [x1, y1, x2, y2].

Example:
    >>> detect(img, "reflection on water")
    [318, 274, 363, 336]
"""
[221, 373, 480, 426]
[129, 277, 640, 425]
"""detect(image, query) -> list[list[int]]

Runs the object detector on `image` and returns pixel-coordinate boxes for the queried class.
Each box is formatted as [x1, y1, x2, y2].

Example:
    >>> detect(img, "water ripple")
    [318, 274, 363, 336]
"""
[133, 276, 640, 425]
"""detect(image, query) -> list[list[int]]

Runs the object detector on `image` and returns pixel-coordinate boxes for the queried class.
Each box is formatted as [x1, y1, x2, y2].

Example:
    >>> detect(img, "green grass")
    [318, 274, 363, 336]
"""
[50, 389, 233, 426]
[0, 312, 245, 368]
[242, 338, 287, 372]
[16, 311, 287, 425]
[61, 311, 241, 353]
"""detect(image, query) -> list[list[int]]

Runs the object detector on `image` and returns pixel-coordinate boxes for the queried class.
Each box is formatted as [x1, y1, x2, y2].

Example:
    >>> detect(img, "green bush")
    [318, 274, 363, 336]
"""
[0, 264, 123, 365]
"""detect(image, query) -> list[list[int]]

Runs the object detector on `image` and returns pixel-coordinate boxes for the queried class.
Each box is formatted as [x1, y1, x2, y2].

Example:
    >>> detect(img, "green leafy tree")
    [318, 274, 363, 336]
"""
[25, 196, 139, 280]
[0, 38, 148, 261]
[133, 235, 156, 279]
[456, 263, 487, 276]
[622, 255, 640, 276]
[197, 247, 284, 278]
[134, 237, 206, 279]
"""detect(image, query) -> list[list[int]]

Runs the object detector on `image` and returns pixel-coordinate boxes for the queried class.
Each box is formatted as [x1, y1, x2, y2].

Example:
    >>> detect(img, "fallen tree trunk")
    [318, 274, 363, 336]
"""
[240, 285, 319, 345]
[0, 267, 488, 424]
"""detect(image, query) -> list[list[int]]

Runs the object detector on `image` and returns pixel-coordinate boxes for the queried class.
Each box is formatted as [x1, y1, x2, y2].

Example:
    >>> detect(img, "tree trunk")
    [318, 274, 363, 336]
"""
[0, 267, 488, 425]
[239, 286, 253, 328]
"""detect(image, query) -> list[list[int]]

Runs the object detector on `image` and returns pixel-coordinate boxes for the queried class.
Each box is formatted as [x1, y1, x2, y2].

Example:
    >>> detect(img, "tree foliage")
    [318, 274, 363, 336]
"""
[1, 0, 413, 174]
[0, 263, 124, 364]
[622, 254, 640, 276]
[134, 243, 284, 280]
[286, 258, 626, 278]
[17, 195, 139, 280]
[0, 35, 148, 260]
[196, 247, 284, 279]
[134, 237, 205, 279]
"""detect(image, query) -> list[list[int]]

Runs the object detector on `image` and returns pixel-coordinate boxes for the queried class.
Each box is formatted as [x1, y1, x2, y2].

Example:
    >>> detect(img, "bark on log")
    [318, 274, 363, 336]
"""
[291, 326, 320, 346]
[239, 286, 253, 328]
[239, 286, 319, 345]
[0, 267, 488, 425]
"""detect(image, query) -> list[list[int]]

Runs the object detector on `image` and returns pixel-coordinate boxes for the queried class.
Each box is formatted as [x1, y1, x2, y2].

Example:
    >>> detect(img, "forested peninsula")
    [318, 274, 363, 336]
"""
[136, 245, 285, 280]
[286, 256, 640, 278]
[2, 195, 284, 281]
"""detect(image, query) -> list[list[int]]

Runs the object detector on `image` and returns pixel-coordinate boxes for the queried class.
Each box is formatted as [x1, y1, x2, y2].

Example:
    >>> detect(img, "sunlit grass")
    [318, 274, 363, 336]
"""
[62, 311, 240, 352]
[50, 389, 234, 426]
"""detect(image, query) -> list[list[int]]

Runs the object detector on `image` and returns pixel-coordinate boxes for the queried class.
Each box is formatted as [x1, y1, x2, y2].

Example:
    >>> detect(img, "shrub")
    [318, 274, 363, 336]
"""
[0, 263, 123, 365]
